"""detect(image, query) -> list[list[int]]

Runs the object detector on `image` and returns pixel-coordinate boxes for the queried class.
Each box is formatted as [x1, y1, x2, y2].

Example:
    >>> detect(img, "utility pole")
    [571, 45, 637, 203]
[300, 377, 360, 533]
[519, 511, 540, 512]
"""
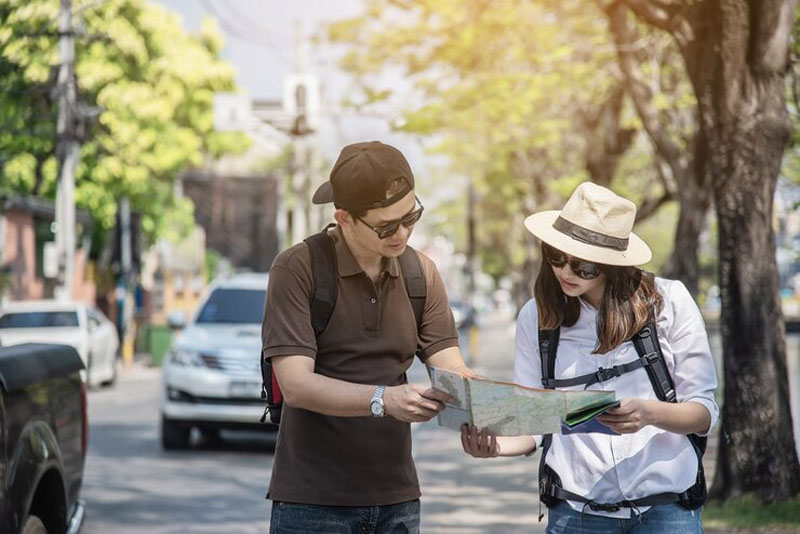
[54, 0, 79, 301]
[466, 180, 477, 296]
[466, 180, 480, 362]
[118, 197, 135, 367]
[290, 19, 307, 245]
[285, 19, 317, 244]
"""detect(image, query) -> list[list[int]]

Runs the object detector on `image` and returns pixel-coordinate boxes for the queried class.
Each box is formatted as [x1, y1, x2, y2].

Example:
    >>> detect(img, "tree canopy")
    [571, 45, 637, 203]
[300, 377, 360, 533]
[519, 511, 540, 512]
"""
[0, 0, 248, 248]
[327, 0, 695, 288]
[329, 0, 800, 502]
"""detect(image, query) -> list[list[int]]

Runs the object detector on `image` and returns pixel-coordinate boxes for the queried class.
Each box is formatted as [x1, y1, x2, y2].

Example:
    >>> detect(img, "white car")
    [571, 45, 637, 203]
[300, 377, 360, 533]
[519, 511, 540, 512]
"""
[160, 273, 272, 449]
[0, 299, 119, 387]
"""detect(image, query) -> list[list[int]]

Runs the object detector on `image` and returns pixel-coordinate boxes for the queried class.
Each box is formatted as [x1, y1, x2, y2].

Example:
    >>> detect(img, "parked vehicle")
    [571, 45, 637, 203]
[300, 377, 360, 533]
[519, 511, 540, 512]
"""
[450, 300, 477, 330]
[0, 300, 119, 388]
[0, 343, 87, 534]
[160, 273, 272, 449]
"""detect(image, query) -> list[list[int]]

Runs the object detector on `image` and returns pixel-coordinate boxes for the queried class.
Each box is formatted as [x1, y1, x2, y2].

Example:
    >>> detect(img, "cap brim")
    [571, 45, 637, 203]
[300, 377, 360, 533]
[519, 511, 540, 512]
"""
[524, 211, 652, 266]
[312, 182, 334, 204]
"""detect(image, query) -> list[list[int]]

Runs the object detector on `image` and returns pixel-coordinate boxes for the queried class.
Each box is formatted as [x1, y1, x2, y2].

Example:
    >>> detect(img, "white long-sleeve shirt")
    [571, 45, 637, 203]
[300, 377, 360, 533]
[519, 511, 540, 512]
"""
[514, 277, 719, 518]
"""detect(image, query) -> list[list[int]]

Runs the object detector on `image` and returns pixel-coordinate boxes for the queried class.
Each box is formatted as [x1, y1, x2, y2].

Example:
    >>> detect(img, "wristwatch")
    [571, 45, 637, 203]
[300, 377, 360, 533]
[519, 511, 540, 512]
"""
[370, 385, 386, 417]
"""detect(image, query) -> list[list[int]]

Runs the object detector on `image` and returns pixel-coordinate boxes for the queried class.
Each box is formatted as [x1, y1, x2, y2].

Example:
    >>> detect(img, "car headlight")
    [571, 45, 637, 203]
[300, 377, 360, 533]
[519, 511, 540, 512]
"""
[168, 349, 203, 367]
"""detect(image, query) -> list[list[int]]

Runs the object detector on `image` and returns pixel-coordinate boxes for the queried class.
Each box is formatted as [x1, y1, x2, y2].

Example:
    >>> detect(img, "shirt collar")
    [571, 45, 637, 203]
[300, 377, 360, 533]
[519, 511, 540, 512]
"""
[330, 226, 401, 278]
[579, 297, 599, 313]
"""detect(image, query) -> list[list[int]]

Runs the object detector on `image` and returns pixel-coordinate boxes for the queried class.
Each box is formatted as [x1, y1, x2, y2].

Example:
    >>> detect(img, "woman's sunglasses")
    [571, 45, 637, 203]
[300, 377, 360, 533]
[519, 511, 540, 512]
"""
[356, 196, 425, 239]
[543, 244, 603, 280]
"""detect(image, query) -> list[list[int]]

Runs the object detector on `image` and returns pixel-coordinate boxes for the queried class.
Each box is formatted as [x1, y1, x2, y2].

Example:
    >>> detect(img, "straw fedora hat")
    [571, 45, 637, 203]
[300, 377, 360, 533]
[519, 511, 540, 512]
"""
[524, 182, 652, 266]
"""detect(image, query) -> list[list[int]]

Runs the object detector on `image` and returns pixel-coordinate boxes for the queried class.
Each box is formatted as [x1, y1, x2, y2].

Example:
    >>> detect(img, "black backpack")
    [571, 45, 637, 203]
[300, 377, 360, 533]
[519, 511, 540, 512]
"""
[536, 316, 707, 517]
[260, 225, 427, 425]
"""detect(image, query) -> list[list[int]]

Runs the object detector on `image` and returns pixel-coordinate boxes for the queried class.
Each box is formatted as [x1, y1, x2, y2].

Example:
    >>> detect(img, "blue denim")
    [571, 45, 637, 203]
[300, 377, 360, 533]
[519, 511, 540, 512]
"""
[546, 501, 704, 534]
[269, 499, 420, 534]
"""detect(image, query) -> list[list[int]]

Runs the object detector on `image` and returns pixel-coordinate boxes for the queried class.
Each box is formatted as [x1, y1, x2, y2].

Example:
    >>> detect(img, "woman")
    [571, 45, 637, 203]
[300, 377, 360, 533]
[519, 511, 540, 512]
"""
[462, 182, 718, 533]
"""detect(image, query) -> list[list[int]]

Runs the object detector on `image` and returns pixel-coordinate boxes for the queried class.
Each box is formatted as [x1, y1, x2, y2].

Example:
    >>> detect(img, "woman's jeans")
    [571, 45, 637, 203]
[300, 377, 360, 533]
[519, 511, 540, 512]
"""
[546, 501, 704, 534]
[269, 499, 420, 534]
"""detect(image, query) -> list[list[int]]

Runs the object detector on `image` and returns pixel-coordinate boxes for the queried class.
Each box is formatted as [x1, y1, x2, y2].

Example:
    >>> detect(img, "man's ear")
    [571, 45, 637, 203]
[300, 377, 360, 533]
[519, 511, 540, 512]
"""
[333, 209, 352, 228]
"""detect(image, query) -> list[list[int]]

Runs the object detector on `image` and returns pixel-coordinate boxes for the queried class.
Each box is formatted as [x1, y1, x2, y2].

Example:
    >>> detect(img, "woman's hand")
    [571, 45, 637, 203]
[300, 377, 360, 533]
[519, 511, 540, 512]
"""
[596, 398, 656, 434]
[461, 424, 499, 458]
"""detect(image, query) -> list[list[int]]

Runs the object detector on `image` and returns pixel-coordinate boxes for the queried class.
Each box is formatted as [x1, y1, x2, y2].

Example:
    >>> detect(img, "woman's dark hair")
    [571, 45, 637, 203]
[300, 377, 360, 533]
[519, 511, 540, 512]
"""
[533, 242, 664, 354]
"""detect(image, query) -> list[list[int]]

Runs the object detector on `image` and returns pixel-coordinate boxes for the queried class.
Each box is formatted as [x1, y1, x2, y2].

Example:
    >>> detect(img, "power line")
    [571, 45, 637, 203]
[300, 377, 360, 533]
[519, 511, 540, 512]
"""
[212, 0, 289, 43]
[198, 0, 290, 66]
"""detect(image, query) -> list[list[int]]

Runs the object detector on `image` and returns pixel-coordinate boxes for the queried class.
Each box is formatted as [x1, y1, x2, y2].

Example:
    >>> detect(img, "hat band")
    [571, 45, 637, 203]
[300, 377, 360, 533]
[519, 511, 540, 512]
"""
[553, 216, 629, 251]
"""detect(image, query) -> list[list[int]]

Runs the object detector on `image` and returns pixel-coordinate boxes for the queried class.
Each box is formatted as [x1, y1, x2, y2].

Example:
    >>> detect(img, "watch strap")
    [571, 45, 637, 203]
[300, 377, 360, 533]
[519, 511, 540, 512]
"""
[370, 385, 386, 417]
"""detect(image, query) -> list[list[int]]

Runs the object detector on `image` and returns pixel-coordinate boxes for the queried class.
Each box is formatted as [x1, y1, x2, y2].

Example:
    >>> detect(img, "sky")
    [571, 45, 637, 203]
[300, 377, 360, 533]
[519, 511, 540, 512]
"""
[152, 0, 467, 284]
[153, 0, 427, 168]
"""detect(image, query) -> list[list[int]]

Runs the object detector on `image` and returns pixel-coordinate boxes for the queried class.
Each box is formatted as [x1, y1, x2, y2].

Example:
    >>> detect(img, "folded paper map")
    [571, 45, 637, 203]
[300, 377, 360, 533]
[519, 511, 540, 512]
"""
[429, 367, 620, 436]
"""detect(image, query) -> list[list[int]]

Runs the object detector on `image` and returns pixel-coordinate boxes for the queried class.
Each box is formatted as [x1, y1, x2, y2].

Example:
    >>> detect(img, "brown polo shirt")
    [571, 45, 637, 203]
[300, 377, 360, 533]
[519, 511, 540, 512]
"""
[261, 226, 458, 506]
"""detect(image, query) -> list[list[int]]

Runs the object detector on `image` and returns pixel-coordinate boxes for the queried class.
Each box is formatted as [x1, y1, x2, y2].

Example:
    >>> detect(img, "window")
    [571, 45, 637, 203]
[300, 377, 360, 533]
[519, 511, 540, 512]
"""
[0, 311, 79, 328]
[195, 288, 265, 325]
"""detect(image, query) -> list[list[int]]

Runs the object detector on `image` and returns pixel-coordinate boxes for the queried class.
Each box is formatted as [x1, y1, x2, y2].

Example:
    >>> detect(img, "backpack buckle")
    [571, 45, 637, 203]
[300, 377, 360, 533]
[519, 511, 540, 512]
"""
[588, 501, 621, 512]
[643, 351, 660, 365]
[594, 365, 621, 383]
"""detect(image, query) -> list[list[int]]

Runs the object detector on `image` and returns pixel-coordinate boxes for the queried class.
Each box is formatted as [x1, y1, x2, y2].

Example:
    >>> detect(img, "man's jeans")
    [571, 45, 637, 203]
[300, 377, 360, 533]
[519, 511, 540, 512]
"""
[269, 499, 420, 534]
[546, 501, 704, 534]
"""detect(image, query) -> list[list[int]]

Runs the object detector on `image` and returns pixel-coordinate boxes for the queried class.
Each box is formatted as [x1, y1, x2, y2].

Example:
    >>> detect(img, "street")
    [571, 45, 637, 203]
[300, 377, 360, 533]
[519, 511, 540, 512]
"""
[4, 2, 800, 532]
[80, 313, 548, 533]
[79, 311, 763, 534]
[81, 365, 276, 534]
[410, 315, 546, 533]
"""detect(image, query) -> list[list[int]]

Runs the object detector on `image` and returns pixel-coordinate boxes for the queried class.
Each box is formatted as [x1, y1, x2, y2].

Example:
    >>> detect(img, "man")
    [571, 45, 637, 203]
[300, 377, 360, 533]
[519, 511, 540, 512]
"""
[262, 141, 471, 533]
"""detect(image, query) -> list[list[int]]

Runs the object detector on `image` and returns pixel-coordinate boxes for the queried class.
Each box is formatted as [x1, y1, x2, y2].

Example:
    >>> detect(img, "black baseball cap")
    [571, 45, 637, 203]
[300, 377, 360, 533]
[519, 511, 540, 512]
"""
[312, 141, 415, 210]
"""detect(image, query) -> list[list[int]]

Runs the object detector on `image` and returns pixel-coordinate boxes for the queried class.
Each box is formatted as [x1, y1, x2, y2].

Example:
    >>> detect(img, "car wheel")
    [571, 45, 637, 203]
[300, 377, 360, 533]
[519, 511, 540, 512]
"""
[86, 351, 95, 389]
[198, 426, 220, 442]
[161, 415, 191, 450]
[21, 515, 48, 534]
[101, 357, 117, 387]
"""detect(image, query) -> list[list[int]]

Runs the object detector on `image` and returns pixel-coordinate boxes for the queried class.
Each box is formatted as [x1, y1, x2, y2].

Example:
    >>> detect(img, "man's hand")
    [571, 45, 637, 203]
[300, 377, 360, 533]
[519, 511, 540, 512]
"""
[461, 425, 499, 458]
[596, 398, 655, 434]
[384, 384, 452, 422]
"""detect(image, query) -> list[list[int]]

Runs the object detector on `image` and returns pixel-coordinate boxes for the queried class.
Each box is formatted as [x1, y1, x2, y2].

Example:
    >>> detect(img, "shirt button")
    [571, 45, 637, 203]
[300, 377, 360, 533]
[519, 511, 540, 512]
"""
[370, 298, 377, 304]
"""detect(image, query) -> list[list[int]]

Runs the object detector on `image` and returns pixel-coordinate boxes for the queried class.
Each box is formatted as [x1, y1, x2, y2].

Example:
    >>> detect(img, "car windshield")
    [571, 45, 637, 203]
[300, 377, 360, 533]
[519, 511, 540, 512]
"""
[0, 311, 79, 328]
[195, 288, 265, 324]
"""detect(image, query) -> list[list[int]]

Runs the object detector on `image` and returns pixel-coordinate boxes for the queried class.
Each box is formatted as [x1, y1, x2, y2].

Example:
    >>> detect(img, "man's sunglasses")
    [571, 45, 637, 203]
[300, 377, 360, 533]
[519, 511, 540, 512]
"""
[543, 244, 603, 280]
[356, 196, 424, 239]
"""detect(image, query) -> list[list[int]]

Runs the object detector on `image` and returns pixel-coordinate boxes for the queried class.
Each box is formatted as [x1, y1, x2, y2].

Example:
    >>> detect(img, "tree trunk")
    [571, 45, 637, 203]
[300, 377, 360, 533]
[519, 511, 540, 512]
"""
[623, 0, 800, 502]
[582, 84, 636, 187]
[705, 84, 800, 502]
[661, 148, 710, 297]
[691, 1, 800, 502]
[31, 155, 45, 196]
[607, 3, 708, 294]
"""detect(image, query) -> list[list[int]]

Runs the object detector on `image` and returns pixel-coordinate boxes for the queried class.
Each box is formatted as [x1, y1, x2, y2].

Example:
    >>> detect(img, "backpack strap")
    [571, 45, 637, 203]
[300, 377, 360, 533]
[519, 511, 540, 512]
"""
[397, 245, 426, 330]
[541, 350, 663, 389]
[631, 317, 707, 508]
[305, 227, 426, 335]
[630, 319, 676, 402]
[539, 328, 560, 384]
[537, 326, 560, 518]
[535, 315, 707, 512]
[538, 319, 675, 393]
[304, 224, 338, 337]
[261, 225, 336, 424]
[262, 228, 429, 426]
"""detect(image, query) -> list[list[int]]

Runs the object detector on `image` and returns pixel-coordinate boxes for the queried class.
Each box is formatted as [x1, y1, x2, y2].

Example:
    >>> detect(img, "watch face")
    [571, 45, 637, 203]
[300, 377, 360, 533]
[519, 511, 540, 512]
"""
[370, 400, 384, 416]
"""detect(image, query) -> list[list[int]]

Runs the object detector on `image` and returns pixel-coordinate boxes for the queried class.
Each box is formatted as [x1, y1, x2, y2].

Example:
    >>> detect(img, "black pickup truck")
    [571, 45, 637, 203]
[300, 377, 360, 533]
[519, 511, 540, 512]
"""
[0, 343, 87, 534]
